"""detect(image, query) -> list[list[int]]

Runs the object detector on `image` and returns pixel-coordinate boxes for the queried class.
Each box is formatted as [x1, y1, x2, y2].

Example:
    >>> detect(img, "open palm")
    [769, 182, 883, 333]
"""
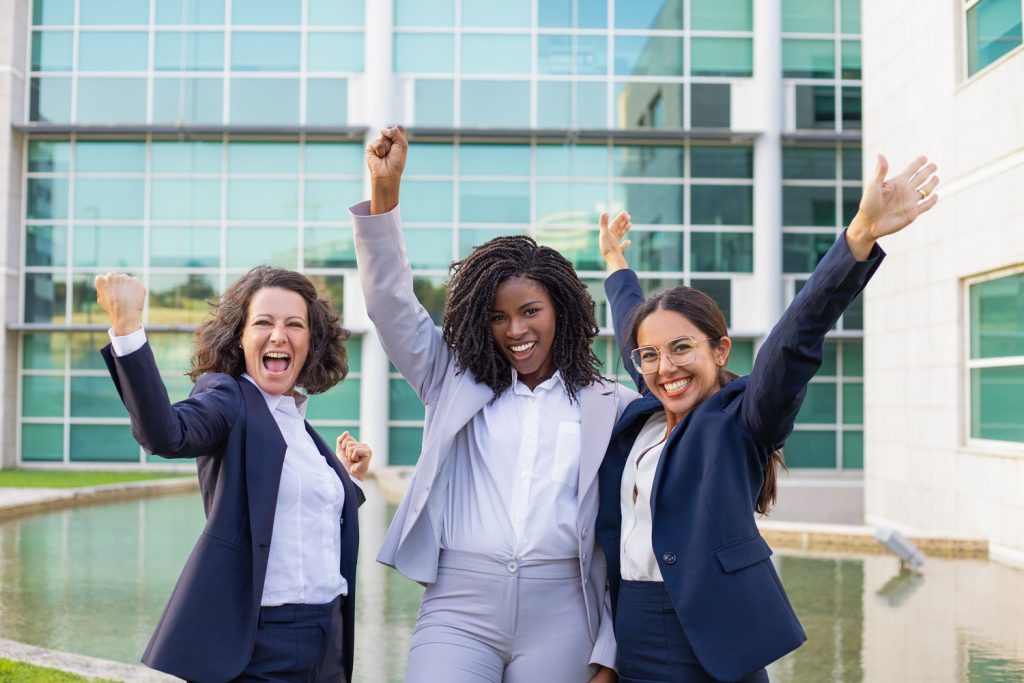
[858, 155, 939, 240]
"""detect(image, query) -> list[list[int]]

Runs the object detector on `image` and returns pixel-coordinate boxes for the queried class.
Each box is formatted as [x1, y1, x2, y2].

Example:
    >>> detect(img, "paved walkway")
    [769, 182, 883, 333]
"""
[0, 637, 177, 682]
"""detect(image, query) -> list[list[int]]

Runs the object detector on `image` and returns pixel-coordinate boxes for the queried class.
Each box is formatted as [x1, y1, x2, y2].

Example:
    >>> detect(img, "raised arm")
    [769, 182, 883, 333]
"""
[743, 155, 939, 448]
[599, 211, 648, 391]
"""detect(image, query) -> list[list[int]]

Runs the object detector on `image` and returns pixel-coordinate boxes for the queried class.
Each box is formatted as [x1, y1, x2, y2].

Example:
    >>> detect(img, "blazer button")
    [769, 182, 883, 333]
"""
[662, 552, 677, 565]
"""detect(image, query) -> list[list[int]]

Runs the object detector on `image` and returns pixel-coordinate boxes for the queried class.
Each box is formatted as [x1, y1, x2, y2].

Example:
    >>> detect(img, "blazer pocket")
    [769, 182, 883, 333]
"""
[714, 533, 773, 573]
[201, 532, 241, 553]
[551, 421, 581, 487]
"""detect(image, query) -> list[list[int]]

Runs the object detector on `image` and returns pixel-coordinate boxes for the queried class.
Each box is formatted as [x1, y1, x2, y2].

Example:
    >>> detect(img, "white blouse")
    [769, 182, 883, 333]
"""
[620, 411, 669, 582]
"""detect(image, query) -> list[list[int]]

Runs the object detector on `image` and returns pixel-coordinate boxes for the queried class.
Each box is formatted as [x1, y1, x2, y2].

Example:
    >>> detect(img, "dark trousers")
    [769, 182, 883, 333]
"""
[615, 580, 769, 683]
[226, 595, 346, 683]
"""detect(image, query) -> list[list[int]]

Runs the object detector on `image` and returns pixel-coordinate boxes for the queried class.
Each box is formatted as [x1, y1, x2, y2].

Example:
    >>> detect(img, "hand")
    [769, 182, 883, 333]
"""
[589, 665, 617, 683]
[366, 125, 408, 214]
[846, 155, 939, 259]
[336, 431, 372, 481]
[94, 273, 146, 336]
[598, 211, 632, 272]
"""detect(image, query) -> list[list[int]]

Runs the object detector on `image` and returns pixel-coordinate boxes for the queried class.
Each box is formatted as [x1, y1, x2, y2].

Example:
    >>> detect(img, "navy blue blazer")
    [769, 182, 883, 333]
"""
[597, 233, 882, 682]
[102, 343, 361, 683]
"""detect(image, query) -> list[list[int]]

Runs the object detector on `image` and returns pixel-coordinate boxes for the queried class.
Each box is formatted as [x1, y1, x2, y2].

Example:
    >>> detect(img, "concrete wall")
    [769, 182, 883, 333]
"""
[861, 0, 1024, 565]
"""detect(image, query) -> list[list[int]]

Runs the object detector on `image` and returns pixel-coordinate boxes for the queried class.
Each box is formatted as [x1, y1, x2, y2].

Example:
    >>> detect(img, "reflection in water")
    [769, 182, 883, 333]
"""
[2, 487, 1024, 683]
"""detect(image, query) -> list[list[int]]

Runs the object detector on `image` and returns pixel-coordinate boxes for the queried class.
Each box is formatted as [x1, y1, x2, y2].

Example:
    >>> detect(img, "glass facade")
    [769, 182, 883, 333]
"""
[965, 0, 1023, 77]
[16, 0, 864, 471]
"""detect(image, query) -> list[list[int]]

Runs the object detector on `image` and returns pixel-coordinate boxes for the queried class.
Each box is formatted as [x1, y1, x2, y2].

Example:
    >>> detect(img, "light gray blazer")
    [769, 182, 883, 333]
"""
[351, 201, 637, 668]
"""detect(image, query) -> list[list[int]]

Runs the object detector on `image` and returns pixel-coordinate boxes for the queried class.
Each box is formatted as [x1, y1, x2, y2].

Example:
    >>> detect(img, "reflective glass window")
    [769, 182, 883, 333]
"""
[305, 142, 364, 174]
[842, 186, 860, 225]
[461, 35, 531, 74]
[538, 35, 608, 76]
[22, 424, 64, 462]
[73, 225, 144, 267]
[22, 376, 65, 418]
[691, 278, 730, 325]
[230, 78, 300, 124]
[70, 425, 140, 462]
[400, 181, 453, 222]
[156, 0, 226, 25]
[307, 275, 345, 318]
[28, 140, 71, 172]
[462, 0, 531, 27]
[795, 383, 837, 424]
[461, 80, 531, 127]
[629, 231, 684, 271]
[536, 81, 607, 129]
[539, 0, 607, 28]
[389, 377, 424, 418]
[148, 332, 195, 371]
[155, 32, 225, 70]
[228, 141, 300, 173]
[413, 276, 447, 324]
[232, 32, 300, 71]
[841, 41, 861, 79]
[841, 146, 862, 180]
[77, 78, 147, 124]
[26, 178, 69, 219]
[227, 179, 299, 220]
[613, 184, 683, 224]
[780, 429, 835, 467]
[33, 0, 75, 26]
[395, 34, 455, 73]
[841, 0, 861, 33]
[306, 78, 348, 125]
[306, 381, 361, 420]
[783, 232, 835, 272]
[691, 146, 753, 178]
[971, 366, 1024, 442]
[308, 32, 364, 72]
[615, 145, 683, 178]
[149, 273, 220, 324]
[459, 227, 524, 257]
[78, 32, 149, 71]
[691, 232, 753, 272]
[232, 0, 301, 25]
[395, 0, 455, 27]
[31, 31, 73, 71]
[536, 182, 607, 225]
[615, 0, 683, 30]
[151, 226, 221, 267]
[843, 383, 863, 423]
[795, 84, 835, 129]
[305, 179, 364, 221]
[309, 0, 365, 25]
[783, 39, 835, 78]
[842, 86, 861, 130]
[460, 181, 530, 222]
[404, 228, 454, 269]
[24, 273, 68, 323]
[30, 77, 72, 122]
[152, 78, 224, 124]
[76, 141, 146, 172]
[691, 185, 753, 225]
[691, 38, 753, 77]
[405, 144, 455, 176]
[614, 82, 684, 129]
[783, 147, 837, 179]
[152, 140, 222, 173]
[614, 36, 683, 76]
[305, 227, 356, 268]
[971, 272, 1024, 359]
[71, 377, 128, 418]
[226, 227, 298, 268]
[80, 0, 149, 25]
[783, 186, 836, 226]
[74, 179, 145, 219]
[843, 341, 863, 376]
[842, 431, 863, 468]
[691, 0, 752, 30]
[537, 145, 608, 178]
[690, 82, 731, 128]
[26, 225, 68, 266]
[413, 79, 455, 126]
[151, 179, 222, 220]
[536, 229, 603, 270]
[782, 0, 834, 33]
[461, 144, 530, 176]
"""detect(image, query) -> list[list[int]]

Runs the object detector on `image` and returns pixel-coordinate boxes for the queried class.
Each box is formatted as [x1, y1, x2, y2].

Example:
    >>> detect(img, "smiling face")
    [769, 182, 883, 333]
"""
[490, 276, 557, 390]
[636, 308, 730, 425]
[240, 286, 310, 396]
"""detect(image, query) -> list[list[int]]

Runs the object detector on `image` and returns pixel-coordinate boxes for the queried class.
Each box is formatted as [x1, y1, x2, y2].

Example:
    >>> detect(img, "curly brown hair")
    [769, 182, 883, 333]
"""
[442, 235, 603, 402]
[188, 267, 350, 394]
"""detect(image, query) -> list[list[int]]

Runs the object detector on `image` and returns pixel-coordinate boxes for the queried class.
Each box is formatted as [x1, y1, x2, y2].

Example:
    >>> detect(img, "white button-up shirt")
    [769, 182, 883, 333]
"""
[441, 370, 582, 561]
[620, 411, 669, 581]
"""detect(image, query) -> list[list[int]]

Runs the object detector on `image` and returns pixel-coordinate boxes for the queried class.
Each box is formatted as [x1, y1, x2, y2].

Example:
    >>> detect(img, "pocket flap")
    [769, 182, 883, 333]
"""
[714, 534, 773, 573]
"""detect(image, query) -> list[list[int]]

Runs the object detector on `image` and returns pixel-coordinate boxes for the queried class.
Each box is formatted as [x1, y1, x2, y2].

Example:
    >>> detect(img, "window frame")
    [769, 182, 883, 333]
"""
[962, 0, 1024, 80]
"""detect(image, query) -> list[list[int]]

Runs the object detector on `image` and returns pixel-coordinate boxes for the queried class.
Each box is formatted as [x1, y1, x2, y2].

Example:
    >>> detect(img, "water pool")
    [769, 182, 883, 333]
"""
[1, 484, 1022, 682]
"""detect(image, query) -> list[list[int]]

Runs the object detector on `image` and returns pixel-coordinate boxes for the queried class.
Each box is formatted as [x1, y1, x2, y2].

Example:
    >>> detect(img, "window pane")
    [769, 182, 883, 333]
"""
[71, 377, 128, 418]
[32, 31, 73, 71]
[232, 0, 300, 25]
[23, 334, 66, 370]
[537, 182, 607, 225]
[156, 0, 226, 25]
[691, 82, 731, 128]
[536, 229, 603, 270]
[783, 186, 836, 226]
[631, 231, 684, 271]
[405, 144, 455, 176]
[26, 178, 69, 219]
[229, 78, 300, 124]
[729, 339, 754, 375]
[842, 185, 861, 225]
[305, 142, 364, 174]
[75, 179, 145, 219]
[538, 145, 608, 178]
[843, 292, 864, 330]
[842, 431, 863, 468]
[820, 339, 837, 375]
[842, 383, 863, 423]
[26, 225, 67, 266]
[308, 32, 364, 72]
[28, 140, 71, 172]
[152, 140, 222, 173]
[73, 225, 144, 267]
[783, 40, 835, 78]
[80, 0, 149, 24]
[539, 0, 607, 28]
[153, 77, 224, 124]
[783, 147, 837, 179]
[460, 181, 530, 222]
[615, 82, 684, 129]
[305, 227, 356, 268]
[841, 0, 861, 34]
[462, 0, 530, 27]
[615, 145, 683, 178]
[413, 276, 447, 324]
[691, 0, 752, 30]
[691, 232, 753, 272]
[615, 0, 682, 29]
[795, 84, 836, 129]
[70, 425, 139, 462]
[966, 0, 1023, 76]
[615, 36, 683, 76]
[22, 376, 65, 417]
[25, 273, 68, 324]
[395, 33, 455, 73]
[461, 144, 531, 176]
[151, 179, 221, 219]
[151, 225, 220, 267]
[305, 380, 360, 420]
[971, 366, 1024, 443]
[461, 81, 531, 127]
[306, 78, 348, 125]
[228, 141, 300, 172]
[536, 81, 608, 129]
[796, 382, 837, 424]
[395, 0, 454, 26]
[33, 0, 74, 26]
[30, 77, 72, 122]
[149, 273, 220, 325]
[154, 32, 224, 70]
[613, 184, 683, 224]
[459, 227, 523, 257]
[227, 227, 298, 268]
[404, 228, 453, 269]
[691, 38, 753, 77]
[401, 181, 453, 221]
[538, 35, 608, 76]
[971, 273, 1024, 358]
[305, 179, 363, 221]
[842, 146, 862, 180]
[461, 35, 531, 74]
[77, 141, 146, 173]
[77, 78, 147, 124]
[232, 32, 300, 71]
[309, 0, 364, 25]
[78, 32, 148, 72]
[841, 41, 861, 79]
[784, 429, 836, 468]
[783, 232, 835, 272]
[842, 341, 863, 376]
[691, 186, 753, 225]
[413, 79, 455, 126]
[692, 146, 753, 178]
[389, 426, 424, 465]
[691, 278, 731, 326]
[842, 86, 861, 130]
[22, 424, 64, 462]
[782, 0, 834, 33]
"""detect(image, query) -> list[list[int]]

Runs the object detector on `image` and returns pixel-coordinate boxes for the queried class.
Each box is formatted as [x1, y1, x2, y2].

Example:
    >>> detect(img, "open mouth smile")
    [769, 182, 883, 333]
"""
[263, 351, 291, 374]
[661, 377, 692, 396]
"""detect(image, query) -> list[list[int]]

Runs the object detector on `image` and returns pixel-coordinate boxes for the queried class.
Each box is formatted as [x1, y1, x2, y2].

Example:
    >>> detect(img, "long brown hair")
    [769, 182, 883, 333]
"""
[188, 267, 350, 394]
[629, 286, 785, 515]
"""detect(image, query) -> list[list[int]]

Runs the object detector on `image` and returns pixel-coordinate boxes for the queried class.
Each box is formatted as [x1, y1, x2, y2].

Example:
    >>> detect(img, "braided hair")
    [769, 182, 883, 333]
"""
[442, 235, 603, 402]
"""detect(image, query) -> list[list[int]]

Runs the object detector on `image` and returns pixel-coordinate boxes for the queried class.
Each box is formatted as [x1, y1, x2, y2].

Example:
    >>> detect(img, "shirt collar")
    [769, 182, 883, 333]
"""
[241, 373, 308, 418]
[510, 368, 566, 396]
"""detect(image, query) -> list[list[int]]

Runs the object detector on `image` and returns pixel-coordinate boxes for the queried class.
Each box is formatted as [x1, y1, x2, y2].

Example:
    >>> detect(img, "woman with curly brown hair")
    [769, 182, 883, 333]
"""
[352, 126, 634, 683]
[95, 266, 370, 683]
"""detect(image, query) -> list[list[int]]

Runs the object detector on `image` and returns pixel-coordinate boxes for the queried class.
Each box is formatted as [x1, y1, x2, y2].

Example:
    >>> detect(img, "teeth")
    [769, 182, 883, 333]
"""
[510, 342, 535, 353]
[663, 378, 691, 392]
[265, 352, 289, 359]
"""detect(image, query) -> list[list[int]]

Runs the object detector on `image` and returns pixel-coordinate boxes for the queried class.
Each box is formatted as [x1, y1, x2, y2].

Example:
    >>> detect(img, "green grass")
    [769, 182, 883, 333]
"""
[0, 658, 120, 682]
[0, 469, 191, 489]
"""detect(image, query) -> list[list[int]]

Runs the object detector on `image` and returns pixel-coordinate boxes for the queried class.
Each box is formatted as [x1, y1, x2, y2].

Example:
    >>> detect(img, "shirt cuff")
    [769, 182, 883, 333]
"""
[108, 326, 147, 357]
[350, 476, 366, 492]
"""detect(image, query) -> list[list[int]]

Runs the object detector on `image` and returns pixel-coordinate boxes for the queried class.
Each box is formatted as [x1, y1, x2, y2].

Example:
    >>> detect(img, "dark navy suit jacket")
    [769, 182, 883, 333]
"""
[597, 233, 882, 681]
[102, 343, 361, 683]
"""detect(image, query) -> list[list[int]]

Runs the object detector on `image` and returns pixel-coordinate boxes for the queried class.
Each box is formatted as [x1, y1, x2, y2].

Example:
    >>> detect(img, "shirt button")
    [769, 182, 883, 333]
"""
[582, 553, 587, 562]
[662, 552, 677, 565]
[506, 561, 518, 574]
[581, 528, 588, 538]
[520, 470, 529, 479]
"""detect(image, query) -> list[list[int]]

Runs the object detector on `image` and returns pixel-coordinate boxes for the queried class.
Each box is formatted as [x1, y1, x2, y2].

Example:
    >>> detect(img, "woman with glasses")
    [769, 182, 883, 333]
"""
[597, 155, 939, 682]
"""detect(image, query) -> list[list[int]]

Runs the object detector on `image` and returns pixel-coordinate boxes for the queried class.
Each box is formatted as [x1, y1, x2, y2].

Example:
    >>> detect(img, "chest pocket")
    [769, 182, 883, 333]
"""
[551, 421, 581, 487]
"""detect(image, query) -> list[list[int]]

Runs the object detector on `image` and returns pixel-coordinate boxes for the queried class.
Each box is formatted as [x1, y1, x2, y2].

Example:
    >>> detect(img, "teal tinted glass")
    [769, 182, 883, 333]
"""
[728, 339, 754, 375]
[783, 147, 837, 179]
[461, 35, 531, 74]
[796, 382, 837, 423]
[461, 145, 530, 176]
[24, 273, 67, 323]
[228, 141, 300, 173]
[305, 179, 364, 221]
[232, 0, 300, 25]
[227, 179, 299, 220]
[461, 81, 530, 127]
[615, 0, 682, 29]
[76, 78, 147, 123]
[389, 427, 424, 465]
[73, 226, 144, 267]
[156, 0, 226, 24]
[33, 0, 74, 26]
[544, 34, 606, 75]
[615, 145, 683, 178]
[842, 341, 863, 376]
[67, 332, 108, 371]
[842, 383, 863, 423]
[784, 429, 836, 468]
[395, 0, 454, 26]
[615, 36, 683, 76]
[629, 231, 684, 271]
[614, 82, 684, 129]
[463, 0, 530, 26]
[230, 78, 300, 124]
[613, 184, 683, 224]
[536, 182, 607, 225]
[74, 179, 145, 219]
[390, 379, 425, 420]
[400, 181, 453, 222]
[537, 145, 608, 178]
[150, 226, 220, 267]
[76, 141, 146, 173]
[232, 32, 300, 71]
[306, 78, 348, 125]
[782, 0, 834, 33]
[151, 179, 222, 219]
[841, 147, 862, 180]
[536, 229, 602, 270]
[31, 31, 73, 71]
[345, 336, 362, 372]
[80, 0, 149, 24]
[842, 431, 863, 468]
[30, 77, 72, 122]
[691, 146, 753, 178]
[413, 79, 455, 126]
[842, 86, 861, 130]
[691, 38, 753, 77]
[404, 144, 455, 175]
[841, 0, 861, 33]
[691, 0, 752, 30]
[395, 33, 455, 73]
[305, 227, 356, 267]
[152, 140, 222, 173]
[227, 226, 298, 267]
[413, 276, 447, 324]
[305, 380, 360, 420]
[971, 366, 1024, 443]
[148, 273, 219, 325]
[841, 41, 861, 79]
[783, 186, 836, 226]
[691, 232, 753, 272]
[783, 40, 835, 78]
[536, 81, 608, 129]
[154, 32, 224, 70]
[307, 274, 344, 315]
[153, 78, 224, 124]
[539, 0, 607, 28]
[309, 0, 364, 25]
[78, 32, 148, 71]
[71, 377, 128, 418]
[22, 376, 65, 417]
[28, 140, 71, 172]
[305, 142, 364, 174]
[820, 340, 837, 375]
[308, 32, 364, 72]
[26, 178, 69, 219]
[783, 232, 835, 272]
[21, 424, 64, 462]
[460, 181, 530, 222]
[404, 229, 454, 269]
[691, 186, 753, 225]
[23, 334, 66, 370]
[26, 225, 68, 266]
[459, 227, 524, 257]
[70, 425, 139, 462]
[970, 273, 1024, 358]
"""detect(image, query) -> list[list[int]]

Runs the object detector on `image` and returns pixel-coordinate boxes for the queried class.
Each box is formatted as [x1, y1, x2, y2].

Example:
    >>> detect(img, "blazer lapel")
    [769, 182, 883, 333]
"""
[577, 382, 616, 500]
[240, 380, 288, 555]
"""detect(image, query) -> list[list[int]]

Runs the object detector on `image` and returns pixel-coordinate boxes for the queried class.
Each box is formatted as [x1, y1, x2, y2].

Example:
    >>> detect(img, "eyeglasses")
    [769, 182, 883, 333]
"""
[630, 336, 714, 375]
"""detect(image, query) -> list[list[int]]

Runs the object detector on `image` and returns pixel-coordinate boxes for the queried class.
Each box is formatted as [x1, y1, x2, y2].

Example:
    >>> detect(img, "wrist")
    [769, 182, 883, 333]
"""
[370, 181, 400, 215]
[845, 213, 876, 261]
[605, 256, 629, 273]
[111, 319, 143, 337]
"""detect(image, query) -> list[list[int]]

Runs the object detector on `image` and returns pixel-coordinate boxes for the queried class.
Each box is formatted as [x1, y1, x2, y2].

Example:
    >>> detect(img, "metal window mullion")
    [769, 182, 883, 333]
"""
[299, 0, 308, 125]
[222, 0, 232, 125]
[70, 0, 81, 124]
[219, 133, 229, 291]
[146, 0, 156, 124]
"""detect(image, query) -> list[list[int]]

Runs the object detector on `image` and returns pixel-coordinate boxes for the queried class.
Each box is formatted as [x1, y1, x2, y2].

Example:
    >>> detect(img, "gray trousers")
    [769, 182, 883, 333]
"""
[405, 550, 594, 683]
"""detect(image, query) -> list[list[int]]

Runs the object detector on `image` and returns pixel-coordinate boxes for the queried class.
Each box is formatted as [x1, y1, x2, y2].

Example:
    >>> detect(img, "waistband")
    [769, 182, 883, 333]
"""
[259, 594, 343, 625]
[438, 549, 581, 579]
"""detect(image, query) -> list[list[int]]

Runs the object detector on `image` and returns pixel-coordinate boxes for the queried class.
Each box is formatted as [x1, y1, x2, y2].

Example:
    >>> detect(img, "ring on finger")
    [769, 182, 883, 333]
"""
[916, 188, 927, 199]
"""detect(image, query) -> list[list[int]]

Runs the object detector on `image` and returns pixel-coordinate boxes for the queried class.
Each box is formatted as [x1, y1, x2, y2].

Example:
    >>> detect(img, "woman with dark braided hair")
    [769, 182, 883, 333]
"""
[351, 126, 635, 683]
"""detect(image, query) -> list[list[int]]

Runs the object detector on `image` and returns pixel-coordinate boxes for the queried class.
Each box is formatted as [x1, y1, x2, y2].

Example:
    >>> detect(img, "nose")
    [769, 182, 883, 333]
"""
[507, 316, 527, 338]
[270, 322, 287, 343]
[657, 349, 676, 374]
